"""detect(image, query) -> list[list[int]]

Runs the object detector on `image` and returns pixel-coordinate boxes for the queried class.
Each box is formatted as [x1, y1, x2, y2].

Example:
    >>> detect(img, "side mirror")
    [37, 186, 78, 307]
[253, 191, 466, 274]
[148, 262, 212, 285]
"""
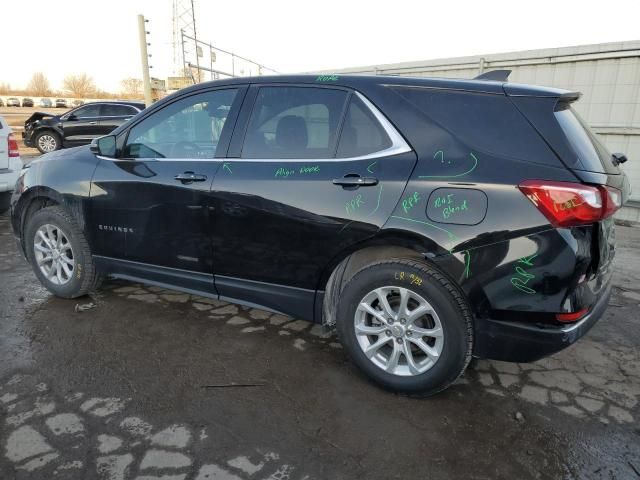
[90, 135, 116, 157]
[612, 152, 628, 166]
[66, 113, 77, 121]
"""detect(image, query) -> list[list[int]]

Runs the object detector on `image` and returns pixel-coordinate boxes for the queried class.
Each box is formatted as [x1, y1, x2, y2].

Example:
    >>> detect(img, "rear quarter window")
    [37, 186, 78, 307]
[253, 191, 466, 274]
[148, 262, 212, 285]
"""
[390, 87, 556, 166]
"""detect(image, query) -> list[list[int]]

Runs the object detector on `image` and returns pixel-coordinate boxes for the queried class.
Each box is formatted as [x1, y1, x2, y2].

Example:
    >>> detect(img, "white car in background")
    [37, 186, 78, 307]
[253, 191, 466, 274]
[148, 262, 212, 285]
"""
[0, 116, 22, 213]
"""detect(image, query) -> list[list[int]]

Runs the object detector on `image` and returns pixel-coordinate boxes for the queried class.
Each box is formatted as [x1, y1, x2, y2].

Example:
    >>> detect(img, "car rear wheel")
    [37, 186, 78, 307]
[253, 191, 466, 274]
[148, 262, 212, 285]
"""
[35, 131, 61, 154]
[25, 206, 102, 298]
[336, 258, 473, 395]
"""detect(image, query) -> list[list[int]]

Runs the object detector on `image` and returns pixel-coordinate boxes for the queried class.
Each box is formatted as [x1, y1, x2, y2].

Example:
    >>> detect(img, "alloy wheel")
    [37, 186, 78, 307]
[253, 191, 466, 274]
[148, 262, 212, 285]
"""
[354, 286, 444, 376]
[38, 135, 57, 152]
[33, 224, 75, 285]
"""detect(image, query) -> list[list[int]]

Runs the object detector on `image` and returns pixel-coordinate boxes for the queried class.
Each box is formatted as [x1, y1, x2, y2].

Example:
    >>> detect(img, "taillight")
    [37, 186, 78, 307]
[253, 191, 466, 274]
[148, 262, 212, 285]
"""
[8, 133, 19, 158]
[518, 180, 621, 227]
[602, 185, 622, 218]
[556, 308, 588, 323]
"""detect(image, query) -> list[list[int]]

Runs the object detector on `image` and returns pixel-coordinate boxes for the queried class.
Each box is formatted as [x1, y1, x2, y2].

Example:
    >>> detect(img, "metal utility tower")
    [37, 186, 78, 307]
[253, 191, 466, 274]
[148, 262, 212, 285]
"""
[172, 0, 198, 77]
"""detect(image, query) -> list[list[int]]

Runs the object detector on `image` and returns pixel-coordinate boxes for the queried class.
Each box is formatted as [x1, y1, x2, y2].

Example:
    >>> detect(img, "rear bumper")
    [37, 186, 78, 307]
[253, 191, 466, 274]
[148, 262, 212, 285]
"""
[473, 282, 612, 362]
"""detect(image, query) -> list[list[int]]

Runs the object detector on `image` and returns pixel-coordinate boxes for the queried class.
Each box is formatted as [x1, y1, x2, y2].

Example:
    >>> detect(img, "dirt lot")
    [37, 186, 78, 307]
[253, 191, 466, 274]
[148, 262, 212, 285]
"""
[0, 207, 639, 479]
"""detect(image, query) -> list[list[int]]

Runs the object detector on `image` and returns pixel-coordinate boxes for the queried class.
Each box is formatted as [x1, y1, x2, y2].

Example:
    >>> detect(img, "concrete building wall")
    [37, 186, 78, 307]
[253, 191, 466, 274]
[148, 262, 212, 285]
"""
[321, 41, 640, 221]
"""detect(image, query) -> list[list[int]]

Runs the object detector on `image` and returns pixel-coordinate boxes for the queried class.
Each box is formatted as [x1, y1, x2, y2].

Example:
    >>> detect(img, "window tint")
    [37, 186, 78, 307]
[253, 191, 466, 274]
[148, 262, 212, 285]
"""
[242, 86, 348, 159]
[72, 104, 101, 118]
[101, 104, 138, 117]
[391, 87, 553, 165]
[336, 96, 391, 158]
[124, 89, 238, 159]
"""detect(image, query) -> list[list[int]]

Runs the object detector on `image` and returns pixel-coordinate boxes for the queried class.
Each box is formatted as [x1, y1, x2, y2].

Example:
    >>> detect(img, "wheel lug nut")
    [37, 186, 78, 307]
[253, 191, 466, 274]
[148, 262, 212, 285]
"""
[388, 319, 394, 324]
[386, 330, 391, 337]
[400, 318, 406, 325]
[396, 338, 402, 344]
[406, 331, 412, 336]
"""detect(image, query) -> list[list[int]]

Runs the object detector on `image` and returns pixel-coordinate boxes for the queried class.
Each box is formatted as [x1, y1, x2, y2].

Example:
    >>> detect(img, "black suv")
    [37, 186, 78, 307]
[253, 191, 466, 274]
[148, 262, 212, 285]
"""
[23, 101, 145, 154]
[10, 74, 630, 395]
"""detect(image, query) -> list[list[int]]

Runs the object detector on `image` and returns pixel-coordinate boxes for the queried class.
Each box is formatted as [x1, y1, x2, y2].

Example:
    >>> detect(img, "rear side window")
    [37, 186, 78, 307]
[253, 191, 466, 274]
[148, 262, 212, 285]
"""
[554, 104, 618, 174]
[242, 86, 348, 159]
[102, 104, 138, 117]
[336, 96, 391, 158]
[391, 87, 553, 165]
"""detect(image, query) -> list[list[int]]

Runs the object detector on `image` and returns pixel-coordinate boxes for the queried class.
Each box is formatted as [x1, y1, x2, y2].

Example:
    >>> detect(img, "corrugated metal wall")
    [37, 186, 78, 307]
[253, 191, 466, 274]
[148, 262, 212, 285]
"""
[321, 41, 640, 221]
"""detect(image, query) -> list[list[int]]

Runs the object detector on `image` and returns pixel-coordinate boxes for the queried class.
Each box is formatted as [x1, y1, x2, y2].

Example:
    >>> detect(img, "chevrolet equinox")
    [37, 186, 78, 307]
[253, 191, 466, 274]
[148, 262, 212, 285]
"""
[10, 73, 631, 395]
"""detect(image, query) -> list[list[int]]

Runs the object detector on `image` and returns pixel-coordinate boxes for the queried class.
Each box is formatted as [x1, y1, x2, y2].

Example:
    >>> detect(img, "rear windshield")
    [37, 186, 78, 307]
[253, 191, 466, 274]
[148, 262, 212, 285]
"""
[554, 104, 619, 174]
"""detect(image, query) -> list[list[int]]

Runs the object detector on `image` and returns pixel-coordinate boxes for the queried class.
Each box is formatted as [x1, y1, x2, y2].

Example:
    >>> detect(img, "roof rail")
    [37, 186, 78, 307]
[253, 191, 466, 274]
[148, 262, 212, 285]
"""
[474, 70, 511, 82]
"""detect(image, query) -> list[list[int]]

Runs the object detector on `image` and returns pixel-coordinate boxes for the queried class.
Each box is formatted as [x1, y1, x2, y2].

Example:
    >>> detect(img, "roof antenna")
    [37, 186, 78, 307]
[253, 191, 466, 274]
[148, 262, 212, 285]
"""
[474, 70, 511, 82]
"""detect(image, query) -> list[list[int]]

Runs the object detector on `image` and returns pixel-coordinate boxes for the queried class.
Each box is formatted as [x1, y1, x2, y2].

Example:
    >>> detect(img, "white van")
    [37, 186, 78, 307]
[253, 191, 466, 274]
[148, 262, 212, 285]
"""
[0, 116, 22, 213]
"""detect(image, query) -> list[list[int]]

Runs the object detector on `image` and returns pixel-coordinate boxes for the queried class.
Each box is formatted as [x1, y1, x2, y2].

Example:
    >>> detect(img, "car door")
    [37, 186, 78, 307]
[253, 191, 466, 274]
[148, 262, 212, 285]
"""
[99, 104, 140, 136]
[87, 87, 245, 293]
[209, 84, 417, 319]
[61, 104, 102, 145]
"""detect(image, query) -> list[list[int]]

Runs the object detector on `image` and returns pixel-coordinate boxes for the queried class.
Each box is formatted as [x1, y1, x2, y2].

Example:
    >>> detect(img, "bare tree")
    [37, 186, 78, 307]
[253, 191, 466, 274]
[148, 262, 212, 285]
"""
[0, 82, 11, 94]
[120, 78, 143, 99]
[27, 72, 51, 96]
[63, 73, 96, 98]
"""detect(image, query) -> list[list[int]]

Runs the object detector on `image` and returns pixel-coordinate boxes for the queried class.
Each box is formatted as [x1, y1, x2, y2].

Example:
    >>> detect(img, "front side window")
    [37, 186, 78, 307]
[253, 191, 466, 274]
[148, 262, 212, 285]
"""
[124, 89, 238, 159]
[71, 104, 100, 118]
[242, 86, 348, 159]
[102, 104, 138, 117]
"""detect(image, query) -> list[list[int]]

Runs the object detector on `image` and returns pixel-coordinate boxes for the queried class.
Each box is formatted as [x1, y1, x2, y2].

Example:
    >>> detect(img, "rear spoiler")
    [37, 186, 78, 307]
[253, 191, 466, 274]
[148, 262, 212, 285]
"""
[474, 70, 511, 82]
[557, 91, 582, 104]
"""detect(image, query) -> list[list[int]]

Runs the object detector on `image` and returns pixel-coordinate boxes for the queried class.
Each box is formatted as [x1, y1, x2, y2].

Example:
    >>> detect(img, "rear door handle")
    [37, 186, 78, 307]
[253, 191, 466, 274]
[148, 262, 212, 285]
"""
[88, 121, 98, 125]
[174, 172, 207, 183]
[332, 176, 378, 187]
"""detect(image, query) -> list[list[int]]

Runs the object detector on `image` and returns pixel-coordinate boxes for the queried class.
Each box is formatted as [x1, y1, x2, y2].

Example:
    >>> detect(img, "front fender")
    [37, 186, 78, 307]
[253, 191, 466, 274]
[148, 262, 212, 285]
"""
[10, 146, 100, 253]
[34, 123, 64, 139]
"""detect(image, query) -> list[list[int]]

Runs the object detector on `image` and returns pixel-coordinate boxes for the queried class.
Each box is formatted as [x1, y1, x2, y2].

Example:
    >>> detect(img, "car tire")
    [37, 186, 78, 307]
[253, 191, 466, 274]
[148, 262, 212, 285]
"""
[335, 258, 473, 396]
[25, 206, 102, 298]
[34, 131, 61, 154]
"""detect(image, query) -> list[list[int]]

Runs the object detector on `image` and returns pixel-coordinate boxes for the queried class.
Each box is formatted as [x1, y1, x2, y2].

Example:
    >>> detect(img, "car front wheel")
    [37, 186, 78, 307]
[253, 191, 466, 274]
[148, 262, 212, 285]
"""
[25, 206, 102, 298]
[35, 131, 61, 154]
[336, 258, 473, 395]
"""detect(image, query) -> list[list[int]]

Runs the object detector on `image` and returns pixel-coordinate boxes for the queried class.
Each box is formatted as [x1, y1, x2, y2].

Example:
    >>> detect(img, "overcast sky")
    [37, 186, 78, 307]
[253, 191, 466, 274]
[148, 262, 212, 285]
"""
[1, 0, 639, 92]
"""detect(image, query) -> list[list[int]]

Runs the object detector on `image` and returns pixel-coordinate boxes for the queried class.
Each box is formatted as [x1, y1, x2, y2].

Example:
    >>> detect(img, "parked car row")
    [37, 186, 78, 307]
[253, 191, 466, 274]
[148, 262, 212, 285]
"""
[23, 100, 145, 153]
[0, 97, 86, 108]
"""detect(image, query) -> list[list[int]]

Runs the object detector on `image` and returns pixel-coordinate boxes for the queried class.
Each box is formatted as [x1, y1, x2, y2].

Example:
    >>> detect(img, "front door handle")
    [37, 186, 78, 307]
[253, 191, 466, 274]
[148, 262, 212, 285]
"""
[88, 121, 98, 125]
[332, 175, 379, 187]
[174, 172, 207, 183]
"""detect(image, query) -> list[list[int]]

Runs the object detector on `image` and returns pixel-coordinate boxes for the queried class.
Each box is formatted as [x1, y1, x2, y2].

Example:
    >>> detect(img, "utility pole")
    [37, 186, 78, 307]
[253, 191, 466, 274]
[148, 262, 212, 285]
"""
[138, 14, 153, 107]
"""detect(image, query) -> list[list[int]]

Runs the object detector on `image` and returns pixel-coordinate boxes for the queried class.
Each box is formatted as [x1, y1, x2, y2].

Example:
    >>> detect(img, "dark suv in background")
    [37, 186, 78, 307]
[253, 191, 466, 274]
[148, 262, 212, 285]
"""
[10, 74, 630, 395]
[23, 101, 145, 153]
